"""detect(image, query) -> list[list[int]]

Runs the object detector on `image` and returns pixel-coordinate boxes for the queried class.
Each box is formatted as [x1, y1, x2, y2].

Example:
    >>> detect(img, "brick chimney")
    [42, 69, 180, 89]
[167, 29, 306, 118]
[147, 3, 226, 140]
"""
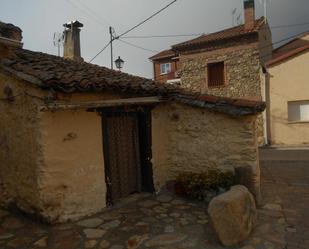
[244, 0, 255, 30]
[0, 21, 23, 45]
[0, 21, 23, 58]
[63, 20, 83, 62]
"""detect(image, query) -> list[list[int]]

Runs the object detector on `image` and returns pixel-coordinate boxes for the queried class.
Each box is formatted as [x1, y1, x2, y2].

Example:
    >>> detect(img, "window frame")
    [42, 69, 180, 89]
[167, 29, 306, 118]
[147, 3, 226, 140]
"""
[206, 61, 226, 88]
[288, 100, 309, 123]
[160, 62, 172, 75]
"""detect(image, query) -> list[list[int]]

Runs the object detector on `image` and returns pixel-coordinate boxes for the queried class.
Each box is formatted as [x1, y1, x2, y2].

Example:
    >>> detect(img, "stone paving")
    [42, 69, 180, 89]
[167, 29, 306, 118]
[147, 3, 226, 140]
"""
[0, 193, 226, 249]
[0, 159, 308, 249]
[0, 190, 295, 249]
[260, 160, 309, 249]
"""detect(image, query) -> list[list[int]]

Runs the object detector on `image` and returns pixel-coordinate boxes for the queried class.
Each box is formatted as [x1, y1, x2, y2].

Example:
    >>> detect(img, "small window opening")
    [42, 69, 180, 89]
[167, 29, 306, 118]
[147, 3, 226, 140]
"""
[207, 61, 225, 87]
[160, 63, 171, 75]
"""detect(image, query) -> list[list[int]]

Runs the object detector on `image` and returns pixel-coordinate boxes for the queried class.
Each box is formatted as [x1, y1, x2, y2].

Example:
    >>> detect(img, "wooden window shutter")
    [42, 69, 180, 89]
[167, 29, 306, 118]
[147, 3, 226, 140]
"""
[208, 62, 225, 87]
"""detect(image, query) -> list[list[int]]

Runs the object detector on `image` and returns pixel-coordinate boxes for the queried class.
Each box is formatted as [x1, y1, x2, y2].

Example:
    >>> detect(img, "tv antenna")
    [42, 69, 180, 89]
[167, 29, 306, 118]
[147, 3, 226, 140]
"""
[258, 0, 271, 24]
[236, 14, 242, 25]
[53, 32, 64, 56]
[232, 8, 237, 26]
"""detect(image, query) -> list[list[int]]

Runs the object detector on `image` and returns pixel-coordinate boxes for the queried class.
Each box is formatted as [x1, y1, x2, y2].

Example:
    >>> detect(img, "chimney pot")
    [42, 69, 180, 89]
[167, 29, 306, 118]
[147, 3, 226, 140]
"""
[63, 20, 84, 62]
[0, 21, 23, 58]
[244, 0, 255, 30]
[0, 21, 22, 42]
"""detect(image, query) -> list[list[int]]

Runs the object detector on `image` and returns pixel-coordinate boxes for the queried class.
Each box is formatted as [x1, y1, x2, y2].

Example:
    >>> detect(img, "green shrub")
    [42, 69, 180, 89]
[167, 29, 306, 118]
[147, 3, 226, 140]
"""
[175, 169, 235, 201]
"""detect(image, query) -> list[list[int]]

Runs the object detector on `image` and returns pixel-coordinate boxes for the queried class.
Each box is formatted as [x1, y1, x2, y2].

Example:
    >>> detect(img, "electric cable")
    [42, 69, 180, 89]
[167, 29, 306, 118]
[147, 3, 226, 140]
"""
[117, 39, 159, 53]
[116, 0, 178, 39]
[90, 0, 178, 62]
[89, 41, 112, 62]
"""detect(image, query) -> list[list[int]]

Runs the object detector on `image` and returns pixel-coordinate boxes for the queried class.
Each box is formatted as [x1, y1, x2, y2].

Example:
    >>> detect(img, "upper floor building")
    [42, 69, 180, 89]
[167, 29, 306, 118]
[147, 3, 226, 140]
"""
[149, 49, 180, 85]
[150, 0, 272, 101]
[266, 33, 309, 145]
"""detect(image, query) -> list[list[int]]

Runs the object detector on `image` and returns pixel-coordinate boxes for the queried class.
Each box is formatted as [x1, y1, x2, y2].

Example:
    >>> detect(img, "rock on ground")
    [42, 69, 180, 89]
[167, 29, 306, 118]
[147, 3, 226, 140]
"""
[208, 185, 257, 246]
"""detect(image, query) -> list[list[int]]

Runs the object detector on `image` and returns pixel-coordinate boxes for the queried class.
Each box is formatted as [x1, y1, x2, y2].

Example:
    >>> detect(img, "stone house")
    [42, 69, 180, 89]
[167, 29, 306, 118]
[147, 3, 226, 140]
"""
[0, 21, 265, 223]
[150, 0, 272, 144]
[151, 0, 272, 98]
[265, 32, 309, 145]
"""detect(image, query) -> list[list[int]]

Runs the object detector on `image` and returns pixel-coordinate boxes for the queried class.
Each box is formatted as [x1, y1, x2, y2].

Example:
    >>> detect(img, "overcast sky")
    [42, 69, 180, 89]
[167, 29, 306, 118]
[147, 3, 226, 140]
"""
[1, 0, 309, 78]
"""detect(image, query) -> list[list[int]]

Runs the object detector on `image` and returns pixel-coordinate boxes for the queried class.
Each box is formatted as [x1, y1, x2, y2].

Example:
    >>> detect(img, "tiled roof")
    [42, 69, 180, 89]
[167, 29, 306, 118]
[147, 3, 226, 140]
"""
[267, 33, 309, 67]
[173, 93, 266, 116]
[0, 48, 265, 116]
[1, 48, 178, 95]
[149, 49, 177, 61]
[173, 17, 265, 51]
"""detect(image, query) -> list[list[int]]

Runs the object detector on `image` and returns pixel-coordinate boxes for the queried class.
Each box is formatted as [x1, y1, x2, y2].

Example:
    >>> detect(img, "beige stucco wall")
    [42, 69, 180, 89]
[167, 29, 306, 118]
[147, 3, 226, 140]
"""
[38, 110, 106, 222]
[268, 50, 309, 145]
[152, 102, 260, 197]
[0, 72, 43, 213]
[0, 70, 115, 222]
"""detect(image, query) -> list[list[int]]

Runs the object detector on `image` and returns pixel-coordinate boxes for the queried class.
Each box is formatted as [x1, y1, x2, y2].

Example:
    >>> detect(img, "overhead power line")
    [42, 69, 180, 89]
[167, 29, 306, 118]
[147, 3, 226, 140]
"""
[75, 0, 112, 27]
[122, 33, 204, 39]
[117, 0, 178, 38]
[89, 41, 112, 62]
[118, 39, 159, 53]
[120, 21, 309, 40]
[90, 27, 309, 64]
[64, 0, 110, 29]
[90, 0, 178, 62]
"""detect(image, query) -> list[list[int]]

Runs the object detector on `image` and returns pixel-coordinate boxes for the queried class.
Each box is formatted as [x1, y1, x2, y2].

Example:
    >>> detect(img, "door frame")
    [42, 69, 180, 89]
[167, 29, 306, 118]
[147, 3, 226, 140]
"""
[100, 106, 155, 205]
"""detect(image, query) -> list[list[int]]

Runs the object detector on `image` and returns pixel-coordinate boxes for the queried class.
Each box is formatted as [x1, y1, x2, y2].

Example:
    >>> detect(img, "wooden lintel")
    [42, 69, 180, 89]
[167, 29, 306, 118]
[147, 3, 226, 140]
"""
[39, 96, 163, 111]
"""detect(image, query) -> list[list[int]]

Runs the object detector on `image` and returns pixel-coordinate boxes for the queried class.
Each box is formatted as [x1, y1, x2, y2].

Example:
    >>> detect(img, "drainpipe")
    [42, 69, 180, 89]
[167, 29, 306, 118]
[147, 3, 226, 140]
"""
[262, 66, 270, 145]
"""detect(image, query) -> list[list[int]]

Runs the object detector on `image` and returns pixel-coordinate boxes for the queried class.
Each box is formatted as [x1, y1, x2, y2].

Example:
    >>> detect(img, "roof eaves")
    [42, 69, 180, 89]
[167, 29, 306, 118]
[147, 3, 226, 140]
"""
[171, 94, 265, 116]
[172, 31, 259, 52]
[172, 18, 265, 52]
[149, 50, 177, 61]
[1, 65, 44, 87]
[267, 45, 309, 67]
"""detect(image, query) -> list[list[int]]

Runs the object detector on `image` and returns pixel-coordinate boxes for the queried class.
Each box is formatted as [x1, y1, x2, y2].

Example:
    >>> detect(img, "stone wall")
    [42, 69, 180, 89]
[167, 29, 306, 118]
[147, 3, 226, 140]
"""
[152, 102, 259, 194]
[0, 72, 43, 214]
[179, 43, 262, 98]
[258, 24, 273, 65]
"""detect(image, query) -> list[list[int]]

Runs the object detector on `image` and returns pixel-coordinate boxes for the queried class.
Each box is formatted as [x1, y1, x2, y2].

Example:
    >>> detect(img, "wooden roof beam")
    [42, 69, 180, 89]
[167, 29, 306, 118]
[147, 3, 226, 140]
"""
[38, 96, 163, 111]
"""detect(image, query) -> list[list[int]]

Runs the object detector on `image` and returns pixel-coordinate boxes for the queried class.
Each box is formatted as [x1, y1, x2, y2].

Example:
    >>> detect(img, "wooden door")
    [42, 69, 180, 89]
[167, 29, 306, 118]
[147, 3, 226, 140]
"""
[102, 113, 142, 203]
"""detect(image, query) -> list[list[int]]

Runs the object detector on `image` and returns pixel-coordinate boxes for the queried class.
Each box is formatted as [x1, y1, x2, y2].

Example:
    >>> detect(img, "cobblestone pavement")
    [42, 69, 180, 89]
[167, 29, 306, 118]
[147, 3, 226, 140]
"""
[0, 193, 227, 249]
[0, 160, 307, 249]
[260, 161, 309, 249]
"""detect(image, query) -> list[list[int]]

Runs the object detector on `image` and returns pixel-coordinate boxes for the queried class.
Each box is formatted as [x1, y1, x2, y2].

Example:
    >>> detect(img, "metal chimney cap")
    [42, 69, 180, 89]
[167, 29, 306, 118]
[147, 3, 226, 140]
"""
[63, 20, 84, 29]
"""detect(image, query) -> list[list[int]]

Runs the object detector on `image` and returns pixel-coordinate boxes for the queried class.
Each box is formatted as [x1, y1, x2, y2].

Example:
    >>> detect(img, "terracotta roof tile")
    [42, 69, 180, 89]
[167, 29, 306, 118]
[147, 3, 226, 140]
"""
[1, 48, 179, 95]
[0, 48, 265, 116]
[172, 93, 266, 116]
[267, 32, 309, 67]
[173, 17, 265, 51]
[149, 49, 177, 61]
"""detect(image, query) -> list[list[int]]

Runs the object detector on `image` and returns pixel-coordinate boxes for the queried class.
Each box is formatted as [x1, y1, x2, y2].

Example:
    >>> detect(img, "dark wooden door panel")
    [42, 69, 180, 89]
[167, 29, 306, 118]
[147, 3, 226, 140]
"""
[104, 113, 142, 202]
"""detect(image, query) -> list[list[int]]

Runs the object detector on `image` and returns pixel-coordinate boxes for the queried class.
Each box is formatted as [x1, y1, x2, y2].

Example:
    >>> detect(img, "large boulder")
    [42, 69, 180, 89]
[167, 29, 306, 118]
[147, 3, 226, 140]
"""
[208, 185, 257, 246]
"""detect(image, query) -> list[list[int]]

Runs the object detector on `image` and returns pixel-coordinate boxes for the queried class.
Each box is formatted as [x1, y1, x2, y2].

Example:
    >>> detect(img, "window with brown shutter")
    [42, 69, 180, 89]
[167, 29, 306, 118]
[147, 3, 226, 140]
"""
[207, 61, 225, 87]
